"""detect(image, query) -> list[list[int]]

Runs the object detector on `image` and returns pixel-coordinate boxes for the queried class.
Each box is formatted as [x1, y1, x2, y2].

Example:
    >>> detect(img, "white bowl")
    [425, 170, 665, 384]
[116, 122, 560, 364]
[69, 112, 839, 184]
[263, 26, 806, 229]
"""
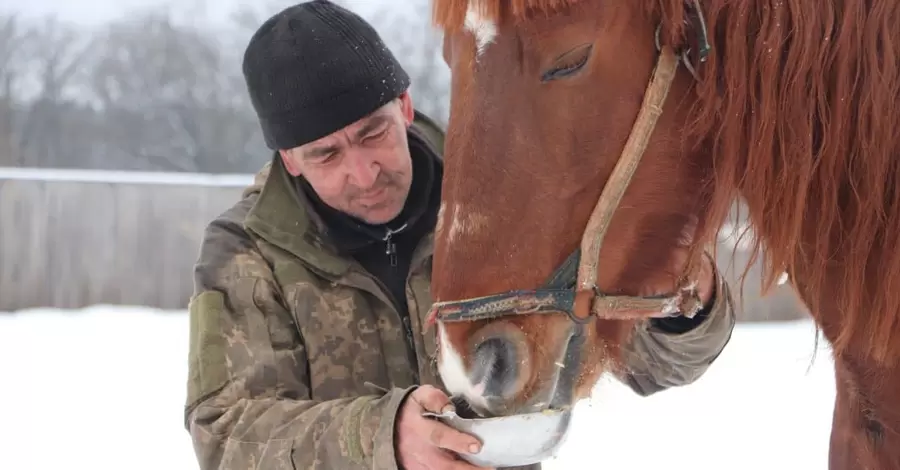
[422, 406, 574, 467]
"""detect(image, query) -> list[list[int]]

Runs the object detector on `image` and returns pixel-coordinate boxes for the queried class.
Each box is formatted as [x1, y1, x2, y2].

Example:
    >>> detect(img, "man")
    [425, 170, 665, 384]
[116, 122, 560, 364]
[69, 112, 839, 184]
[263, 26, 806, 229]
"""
[183, 1, 736, 469]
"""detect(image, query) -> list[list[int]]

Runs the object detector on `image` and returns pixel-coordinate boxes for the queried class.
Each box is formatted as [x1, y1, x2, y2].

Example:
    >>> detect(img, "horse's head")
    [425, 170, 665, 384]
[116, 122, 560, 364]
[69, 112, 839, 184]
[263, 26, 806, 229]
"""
[427, 0, 719, 417]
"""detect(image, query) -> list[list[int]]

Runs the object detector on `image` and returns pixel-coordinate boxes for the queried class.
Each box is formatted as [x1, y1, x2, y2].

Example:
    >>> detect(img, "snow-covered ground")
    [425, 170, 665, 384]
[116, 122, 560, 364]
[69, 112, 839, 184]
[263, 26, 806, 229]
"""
[0, 306, 835, 470]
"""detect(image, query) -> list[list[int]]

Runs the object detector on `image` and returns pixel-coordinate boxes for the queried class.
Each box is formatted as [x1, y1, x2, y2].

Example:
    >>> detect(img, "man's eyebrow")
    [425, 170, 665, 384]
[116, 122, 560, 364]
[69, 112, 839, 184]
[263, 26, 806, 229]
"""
[354, 115, 389, 140]
[305, 144, 340, 159]
[303, 114, 390, 158]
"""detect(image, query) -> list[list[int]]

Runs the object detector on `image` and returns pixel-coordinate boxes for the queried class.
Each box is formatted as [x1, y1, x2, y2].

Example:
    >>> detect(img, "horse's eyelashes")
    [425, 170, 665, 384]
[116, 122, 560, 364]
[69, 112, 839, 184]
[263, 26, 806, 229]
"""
[541, 44, 593, 82]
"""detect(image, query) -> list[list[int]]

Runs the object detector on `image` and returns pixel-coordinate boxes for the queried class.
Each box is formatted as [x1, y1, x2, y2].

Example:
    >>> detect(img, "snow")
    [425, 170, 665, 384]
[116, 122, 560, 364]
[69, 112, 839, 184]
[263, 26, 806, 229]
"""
[0, 306, 835, 470]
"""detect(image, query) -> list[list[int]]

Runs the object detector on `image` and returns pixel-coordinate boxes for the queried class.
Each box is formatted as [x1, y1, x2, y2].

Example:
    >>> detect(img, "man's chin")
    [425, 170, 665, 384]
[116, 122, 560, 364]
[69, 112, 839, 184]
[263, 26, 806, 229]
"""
[352, 204, 403, 226]
[363, 212, 402, 226]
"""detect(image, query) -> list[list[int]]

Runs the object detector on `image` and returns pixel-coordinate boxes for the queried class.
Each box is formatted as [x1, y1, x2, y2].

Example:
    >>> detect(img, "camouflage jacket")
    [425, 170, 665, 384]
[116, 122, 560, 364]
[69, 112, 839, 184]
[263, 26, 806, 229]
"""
[184, 112, 736, 470]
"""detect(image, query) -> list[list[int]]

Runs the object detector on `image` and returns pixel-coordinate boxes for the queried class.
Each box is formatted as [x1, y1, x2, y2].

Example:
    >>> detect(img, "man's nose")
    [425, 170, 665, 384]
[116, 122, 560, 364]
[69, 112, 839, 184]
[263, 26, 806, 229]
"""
[345, 151, 379, 188]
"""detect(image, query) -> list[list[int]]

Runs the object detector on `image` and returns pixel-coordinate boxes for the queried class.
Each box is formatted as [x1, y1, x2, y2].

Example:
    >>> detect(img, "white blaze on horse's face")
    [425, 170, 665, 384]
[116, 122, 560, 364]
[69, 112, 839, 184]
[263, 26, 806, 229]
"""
[435, 202, 447, 236]
[436, 202, 489, 245]
[437, 322, 490, 410]
[447, 203, 489, 244]
[465, 1, 497, 57]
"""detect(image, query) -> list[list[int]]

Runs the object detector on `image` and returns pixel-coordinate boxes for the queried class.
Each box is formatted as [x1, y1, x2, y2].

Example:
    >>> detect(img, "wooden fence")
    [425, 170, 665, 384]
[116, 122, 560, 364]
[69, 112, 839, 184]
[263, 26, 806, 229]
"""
[0, 167, 809, 320]
[0, 168, 251, 310]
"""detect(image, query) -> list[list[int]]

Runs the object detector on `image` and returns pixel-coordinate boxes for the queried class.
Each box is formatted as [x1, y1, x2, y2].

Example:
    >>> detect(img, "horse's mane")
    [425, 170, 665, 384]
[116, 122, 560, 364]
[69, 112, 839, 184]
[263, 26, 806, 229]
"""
[677, 0, 900, 365]
[433, 0, 900, 364]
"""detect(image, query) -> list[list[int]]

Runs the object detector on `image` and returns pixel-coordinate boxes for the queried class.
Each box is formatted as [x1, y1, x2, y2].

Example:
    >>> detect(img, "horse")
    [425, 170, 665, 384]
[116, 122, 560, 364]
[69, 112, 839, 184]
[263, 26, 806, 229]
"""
[423, 0, 900, 468]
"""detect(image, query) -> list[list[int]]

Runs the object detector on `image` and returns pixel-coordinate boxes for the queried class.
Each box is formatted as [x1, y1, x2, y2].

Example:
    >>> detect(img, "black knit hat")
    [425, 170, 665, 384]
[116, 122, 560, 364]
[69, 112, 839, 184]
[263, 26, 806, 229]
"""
[242, 0, 411, 150]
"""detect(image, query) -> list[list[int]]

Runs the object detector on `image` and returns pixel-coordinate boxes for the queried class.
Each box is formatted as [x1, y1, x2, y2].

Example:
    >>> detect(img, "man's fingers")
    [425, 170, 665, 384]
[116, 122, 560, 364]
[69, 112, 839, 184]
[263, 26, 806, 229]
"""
[412, 384, 455, 414]
[422, 418, 482, 455]
[405, 387, 495, 470]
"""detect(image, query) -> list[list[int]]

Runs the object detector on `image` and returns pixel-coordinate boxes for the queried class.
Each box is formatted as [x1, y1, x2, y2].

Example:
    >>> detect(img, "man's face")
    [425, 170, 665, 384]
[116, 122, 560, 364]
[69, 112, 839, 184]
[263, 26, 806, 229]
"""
[280, 92, 415, 225]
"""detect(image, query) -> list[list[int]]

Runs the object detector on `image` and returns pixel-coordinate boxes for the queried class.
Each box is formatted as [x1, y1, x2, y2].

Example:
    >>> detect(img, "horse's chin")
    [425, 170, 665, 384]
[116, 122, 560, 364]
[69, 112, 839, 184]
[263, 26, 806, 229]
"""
[450, 395, 490, 418]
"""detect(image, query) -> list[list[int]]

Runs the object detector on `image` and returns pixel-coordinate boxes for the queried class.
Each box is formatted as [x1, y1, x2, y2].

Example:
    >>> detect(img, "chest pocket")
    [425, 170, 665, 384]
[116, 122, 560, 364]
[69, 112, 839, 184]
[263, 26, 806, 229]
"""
[287, 282, 392, 399]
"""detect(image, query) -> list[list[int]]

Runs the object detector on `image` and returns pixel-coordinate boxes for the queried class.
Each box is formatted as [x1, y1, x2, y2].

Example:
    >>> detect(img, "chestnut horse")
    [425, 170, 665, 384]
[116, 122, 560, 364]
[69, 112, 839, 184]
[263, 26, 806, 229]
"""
[424, 0, 900, 468]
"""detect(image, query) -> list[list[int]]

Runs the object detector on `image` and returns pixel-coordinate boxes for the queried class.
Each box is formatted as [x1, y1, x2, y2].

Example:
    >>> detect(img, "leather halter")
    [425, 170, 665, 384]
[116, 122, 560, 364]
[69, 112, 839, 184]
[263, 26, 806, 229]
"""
[425, 2, 711, 331]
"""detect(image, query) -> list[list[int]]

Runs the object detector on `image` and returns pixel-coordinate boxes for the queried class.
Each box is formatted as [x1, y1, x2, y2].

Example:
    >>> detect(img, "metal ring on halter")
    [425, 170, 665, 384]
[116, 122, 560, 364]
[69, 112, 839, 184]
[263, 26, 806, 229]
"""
[655, 24, 701, 81]
[654, 0, 710, 81]
[686, 0, 711, 61]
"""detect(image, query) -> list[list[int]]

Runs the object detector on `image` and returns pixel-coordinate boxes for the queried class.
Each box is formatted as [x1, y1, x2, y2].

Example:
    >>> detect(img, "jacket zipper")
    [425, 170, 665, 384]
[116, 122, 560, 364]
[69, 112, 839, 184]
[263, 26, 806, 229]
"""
[363, 272, 420, 384]
[382, 223, 407, 267]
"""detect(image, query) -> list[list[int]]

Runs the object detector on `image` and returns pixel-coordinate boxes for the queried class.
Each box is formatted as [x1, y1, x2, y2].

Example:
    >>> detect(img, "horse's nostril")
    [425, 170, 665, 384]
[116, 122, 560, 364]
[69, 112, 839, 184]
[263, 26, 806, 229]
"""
[471, 337, 518, 397]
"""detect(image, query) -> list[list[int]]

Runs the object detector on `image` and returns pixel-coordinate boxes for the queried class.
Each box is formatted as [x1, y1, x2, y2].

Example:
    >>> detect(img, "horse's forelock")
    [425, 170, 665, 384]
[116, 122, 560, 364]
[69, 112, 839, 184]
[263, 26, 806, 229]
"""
[431, 0, 586, 31]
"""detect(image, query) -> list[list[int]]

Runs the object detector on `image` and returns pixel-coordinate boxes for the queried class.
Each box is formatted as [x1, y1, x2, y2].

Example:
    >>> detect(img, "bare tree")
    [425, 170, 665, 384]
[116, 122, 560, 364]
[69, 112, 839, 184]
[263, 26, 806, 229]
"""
[0, 13, 32, 165]
[86, 11, 265, 172]
[0, 0, 451, 174]
[10, 15, 94, 167]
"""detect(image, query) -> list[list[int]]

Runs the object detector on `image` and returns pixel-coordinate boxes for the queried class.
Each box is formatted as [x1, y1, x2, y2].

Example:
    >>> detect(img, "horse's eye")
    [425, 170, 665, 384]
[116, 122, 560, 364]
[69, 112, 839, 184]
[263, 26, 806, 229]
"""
[541, 43, 593, 82]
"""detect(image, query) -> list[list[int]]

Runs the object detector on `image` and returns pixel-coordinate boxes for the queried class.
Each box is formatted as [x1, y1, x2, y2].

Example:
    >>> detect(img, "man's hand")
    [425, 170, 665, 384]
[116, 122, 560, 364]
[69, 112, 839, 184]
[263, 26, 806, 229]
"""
[690, 250, 716, 307]
[664, 246, 717, 308]
[396, 385, 495, 470]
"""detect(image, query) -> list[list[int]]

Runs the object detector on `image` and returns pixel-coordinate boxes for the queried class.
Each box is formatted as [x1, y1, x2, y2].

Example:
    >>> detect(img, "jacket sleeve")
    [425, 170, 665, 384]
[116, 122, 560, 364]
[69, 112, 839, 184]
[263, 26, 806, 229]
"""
[618, 261, 736, 397]
[184, 215, 415, 470]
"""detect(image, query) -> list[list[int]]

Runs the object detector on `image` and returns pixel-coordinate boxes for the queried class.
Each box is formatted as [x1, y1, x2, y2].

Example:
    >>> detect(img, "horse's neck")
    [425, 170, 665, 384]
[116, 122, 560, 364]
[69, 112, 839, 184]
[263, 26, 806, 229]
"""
[829, 353, 900, 470]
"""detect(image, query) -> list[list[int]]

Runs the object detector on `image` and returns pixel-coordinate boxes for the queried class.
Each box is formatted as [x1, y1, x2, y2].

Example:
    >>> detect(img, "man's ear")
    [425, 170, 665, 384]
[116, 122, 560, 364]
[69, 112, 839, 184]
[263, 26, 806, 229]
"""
[279, 149, 302, 177]
[398, 90, 414, 127]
